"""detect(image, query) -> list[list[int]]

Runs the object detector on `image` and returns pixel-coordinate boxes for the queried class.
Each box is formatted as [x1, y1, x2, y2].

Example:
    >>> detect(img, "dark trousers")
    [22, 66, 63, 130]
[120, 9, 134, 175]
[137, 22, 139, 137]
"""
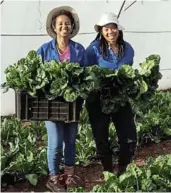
[86, 101, 137, 174]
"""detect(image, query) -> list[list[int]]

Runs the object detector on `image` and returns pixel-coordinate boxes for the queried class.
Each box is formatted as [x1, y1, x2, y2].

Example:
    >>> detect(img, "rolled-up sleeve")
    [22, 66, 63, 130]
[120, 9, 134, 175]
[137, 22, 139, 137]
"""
[84, 44, 98, 66]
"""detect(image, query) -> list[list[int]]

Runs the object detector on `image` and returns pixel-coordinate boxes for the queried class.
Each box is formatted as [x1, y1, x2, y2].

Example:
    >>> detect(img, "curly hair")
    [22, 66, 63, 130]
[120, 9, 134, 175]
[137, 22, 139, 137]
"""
[51, 10, 75, 34]
[93, 27, 125, 58]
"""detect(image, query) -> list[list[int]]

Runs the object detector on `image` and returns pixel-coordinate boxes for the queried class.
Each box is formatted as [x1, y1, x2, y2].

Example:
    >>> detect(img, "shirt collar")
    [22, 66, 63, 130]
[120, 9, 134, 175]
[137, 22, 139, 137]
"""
[51, 38, 72, 49]
[51, 38, 56, 49]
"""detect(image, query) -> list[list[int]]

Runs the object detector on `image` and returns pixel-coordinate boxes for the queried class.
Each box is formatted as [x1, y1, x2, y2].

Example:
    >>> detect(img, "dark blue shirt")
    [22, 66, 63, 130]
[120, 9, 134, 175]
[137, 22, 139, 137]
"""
[37, 39, 85, 66]
[84, 40, 134, 69]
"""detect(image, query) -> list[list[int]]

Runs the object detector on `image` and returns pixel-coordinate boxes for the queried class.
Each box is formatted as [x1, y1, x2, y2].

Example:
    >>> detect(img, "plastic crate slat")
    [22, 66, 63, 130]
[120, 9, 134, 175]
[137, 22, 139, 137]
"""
[31, 101, 67, 104]
[16, 92, 82, 122]
[31, 107, 68, 109]
[32, 112, 69, 115]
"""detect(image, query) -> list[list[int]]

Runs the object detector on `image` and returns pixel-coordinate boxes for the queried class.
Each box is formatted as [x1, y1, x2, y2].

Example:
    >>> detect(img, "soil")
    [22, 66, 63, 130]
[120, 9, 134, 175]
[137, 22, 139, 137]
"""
[2, 139, 171, 192]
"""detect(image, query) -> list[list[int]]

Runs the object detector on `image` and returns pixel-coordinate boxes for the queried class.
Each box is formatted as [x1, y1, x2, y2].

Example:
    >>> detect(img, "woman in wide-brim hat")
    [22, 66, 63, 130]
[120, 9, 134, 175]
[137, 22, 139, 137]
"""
[37, 6, 85, 192]
[85, 12, 137, 176]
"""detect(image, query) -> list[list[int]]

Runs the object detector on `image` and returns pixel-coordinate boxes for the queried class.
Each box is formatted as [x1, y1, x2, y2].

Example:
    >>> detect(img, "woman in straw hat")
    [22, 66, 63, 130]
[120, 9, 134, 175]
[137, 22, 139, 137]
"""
[85, 12, 137, 176]
[37, 6, 85, 192]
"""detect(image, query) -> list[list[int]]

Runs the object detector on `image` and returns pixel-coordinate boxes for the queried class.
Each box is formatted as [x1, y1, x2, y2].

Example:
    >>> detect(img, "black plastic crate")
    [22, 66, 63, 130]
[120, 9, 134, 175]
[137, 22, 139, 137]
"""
[15, 92, 83, 122]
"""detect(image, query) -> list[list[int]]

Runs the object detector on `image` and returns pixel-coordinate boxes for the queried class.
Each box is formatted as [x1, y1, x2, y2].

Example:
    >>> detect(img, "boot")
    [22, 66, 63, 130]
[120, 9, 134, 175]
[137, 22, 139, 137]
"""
[100, 154, 113, 173]
[64, 166, 82, 190]
[117, 164, 127, 176]
[46, 175, 66, 192]
[117, 141, 137, 176]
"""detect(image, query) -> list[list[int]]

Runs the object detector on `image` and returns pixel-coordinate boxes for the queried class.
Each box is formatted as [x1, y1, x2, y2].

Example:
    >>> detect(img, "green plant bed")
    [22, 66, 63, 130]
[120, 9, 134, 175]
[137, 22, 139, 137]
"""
[1, 90, 171, 186]
[70, 154, 171, 192]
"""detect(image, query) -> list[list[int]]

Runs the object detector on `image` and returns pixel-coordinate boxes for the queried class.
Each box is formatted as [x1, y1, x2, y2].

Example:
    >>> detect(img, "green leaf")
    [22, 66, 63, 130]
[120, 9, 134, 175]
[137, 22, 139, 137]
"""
[25, 174, 38, 186]
[9, 142, 19, 152]
[42, 134, 48, 141]
[103, 171, 115, 181]
[118, 65, 136, 79]
[27, 133, 36, 143]
[27, 50, 38, 60]
[27, 89, 37, 96]
[73, 68, 84, 76]
[38, 167, 48, 175]
[119, 173, 129, 183]
[139, 80, 148, 94]
[27, 151, 33, 162]
[163, 128, 171, 136]
[64, 89, 78, 102]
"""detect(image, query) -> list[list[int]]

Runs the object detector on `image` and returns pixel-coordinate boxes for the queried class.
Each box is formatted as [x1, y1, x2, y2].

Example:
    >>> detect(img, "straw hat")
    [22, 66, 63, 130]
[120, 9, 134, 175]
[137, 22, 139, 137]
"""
[46, 6, 80, 38]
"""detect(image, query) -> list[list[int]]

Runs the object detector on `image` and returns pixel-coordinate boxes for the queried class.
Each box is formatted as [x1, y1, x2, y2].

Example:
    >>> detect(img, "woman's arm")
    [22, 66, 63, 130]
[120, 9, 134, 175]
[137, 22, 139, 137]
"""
[125, 41, 135, 66]
[84, 43, 98, 66]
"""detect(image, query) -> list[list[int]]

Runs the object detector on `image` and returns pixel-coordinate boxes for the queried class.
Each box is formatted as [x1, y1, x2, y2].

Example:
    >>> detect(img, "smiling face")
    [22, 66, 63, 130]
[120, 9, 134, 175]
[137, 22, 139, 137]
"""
[53, 14, 73, 38]
[101, 23, 119, 45]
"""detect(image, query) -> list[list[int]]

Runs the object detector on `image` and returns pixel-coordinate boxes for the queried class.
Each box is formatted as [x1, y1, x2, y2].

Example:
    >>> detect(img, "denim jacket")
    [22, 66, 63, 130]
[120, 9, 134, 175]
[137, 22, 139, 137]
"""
[37, 39, 85, 66]
[84, 39, 134, 69]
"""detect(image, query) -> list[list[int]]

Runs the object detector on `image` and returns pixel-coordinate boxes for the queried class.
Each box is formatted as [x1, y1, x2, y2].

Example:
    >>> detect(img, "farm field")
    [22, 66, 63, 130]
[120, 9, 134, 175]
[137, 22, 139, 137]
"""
[1, 140, 171, 192]
[1, 90, 171, 192]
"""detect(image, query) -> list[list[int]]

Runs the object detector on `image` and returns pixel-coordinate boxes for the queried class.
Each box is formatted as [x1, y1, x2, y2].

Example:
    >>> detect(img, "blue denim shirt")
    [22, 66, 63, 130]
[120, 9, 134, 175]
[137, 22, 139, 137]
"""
[84, 40, 134, 69]
[37, 39, 85, 66]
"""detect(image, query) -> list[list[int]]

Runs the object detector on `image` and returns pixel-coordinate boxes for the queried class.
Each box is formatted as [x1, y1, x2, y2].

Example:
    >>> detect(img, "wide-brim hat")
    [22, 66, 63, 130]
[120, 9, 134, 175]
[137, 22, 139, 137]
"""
[94, 12, 125, 32]
[46, 6, 80, 39]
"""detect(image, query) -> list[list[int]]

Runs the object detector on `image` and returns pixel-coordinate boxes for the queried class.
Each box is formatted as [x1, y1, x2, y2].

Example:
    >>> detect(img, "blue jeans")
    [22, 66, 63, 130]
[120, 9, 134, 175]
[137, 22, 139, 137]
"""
[45, 121, 78, 175]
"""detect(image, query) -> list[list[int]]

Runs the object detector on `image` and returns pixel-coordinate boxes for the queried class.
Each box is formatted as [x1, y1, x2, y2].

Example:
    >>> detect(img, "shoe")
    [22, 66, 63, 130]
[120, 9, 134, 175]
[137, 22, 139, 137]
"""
[64, 166, 83, 190]
[46, 174, 66, 192]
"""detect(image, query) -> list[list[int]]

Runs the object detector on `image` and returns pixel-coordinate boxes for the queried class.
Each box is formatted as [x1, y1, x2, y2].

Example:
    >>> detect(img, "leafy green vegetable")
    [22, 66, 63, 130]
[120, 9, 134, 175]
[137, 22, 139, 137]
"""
[1, 89, 171, 187]
[91, 155, 171, 192]
[1, 117, 47, 186]
[2, 51, 161, 113]
[1, 51, 100, 102]
[97, 54, 162, 114]
[25, 174, 38, 186]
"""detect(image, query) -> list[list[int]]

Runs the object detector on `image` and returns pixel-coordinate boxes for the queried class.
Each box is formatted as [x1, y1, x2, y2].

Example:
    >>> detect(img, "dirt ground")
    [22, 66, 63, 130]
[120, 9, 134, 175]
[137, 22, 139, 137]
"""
[2, 139, 171, 192]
